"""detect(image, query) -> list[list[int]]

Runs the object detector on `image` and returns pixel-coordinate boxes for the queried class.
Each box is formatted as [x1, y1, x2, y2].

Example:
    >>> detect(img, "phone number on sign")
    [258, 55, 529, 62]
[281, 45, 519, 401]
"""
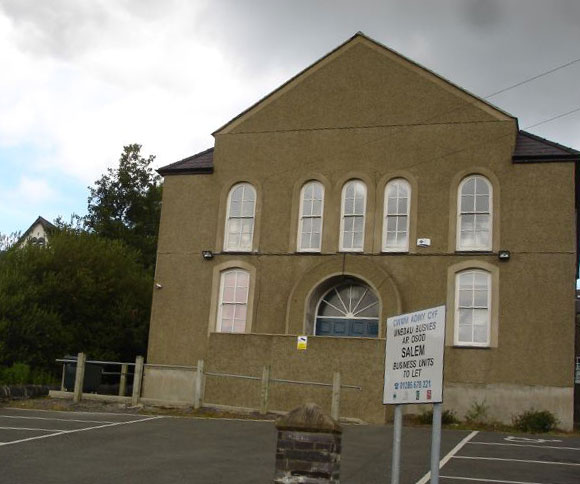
[396, 380, 431, 390]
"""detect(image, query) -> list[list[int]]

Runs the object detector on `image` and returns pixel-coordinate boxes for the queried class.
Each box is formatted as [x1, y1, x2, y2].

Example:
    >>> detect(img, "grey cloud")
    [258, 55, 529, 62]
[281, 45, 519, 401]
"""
[200, 0, 580, 144]
[461, 0, 503, 29]
[0, 0, 187, 60]
[2, 0, 578, 148]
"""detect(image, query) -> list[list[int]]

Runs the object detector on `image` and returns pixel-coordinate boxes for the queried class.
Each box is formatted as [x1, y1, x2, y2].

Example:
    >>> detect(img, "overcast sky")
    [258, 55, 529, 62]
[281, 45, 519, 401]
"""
[1, 0, 579, 234]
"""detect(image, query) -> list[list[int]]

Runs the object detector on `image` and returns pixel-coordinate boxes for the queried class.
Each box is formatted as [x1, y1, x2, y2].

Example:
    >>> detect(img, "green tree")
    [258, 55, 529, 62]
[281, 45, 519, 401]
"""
[0, 232, 21, 252]
[0, 230, 152, 370]
[84, 144, 162, 270]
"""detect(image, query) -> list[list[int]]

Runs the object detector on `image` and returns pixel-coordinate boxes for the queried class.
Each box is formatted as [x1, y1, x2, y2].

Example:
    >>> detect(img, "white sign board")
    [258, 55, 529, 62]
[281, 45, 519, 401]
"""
[383, 305, 446, 405]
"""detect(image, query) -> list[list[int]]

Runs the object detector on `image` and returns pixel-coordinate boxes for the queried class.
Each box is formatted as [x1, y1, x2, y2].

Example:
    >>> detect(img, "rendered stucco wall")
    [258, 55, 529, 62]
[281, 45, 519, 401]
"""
[145, 37, 576, 426]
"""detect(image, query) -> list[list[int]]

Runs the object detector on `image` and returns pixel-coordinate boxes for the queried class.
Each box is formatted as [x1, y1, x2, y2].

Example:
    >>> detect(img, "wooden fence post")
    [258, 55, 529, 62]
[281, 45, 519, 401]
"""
[73, 352, 86, 403]
[194, 359, 205, 409]
[131, 356, 144, 406]
[331, 371, 341, 421]
[119, 364, 128, 396]
[260, 365, 271, 415]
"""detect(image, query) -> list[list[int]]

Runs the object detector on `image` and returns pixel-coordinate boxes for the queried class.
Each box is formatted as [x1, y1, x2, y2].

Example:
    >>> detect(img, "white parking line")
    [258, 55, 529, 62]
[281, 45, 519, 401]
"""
[0, 427, 68, 432]
[468, 441, 580, 451]
[440, 476, 546, 484]
[416, 431, 479, 484]
[0, 415, 115, 424]
[0, 407, 142, 417]
[453, 455, 580, 467]
[0, 415, 163, 447]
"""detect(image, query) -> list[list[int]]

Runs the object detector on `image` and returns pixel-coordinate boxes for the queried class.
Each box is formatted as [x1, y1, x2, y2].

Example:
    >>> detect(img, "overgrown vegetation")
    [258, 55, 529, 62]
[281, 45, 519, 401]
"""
[0, 363, 57, 385]
[512, 409, 559, 433]
[416, 408, 459, 425]
[464, 400, 489, 425]
[0, 145, 160, 383]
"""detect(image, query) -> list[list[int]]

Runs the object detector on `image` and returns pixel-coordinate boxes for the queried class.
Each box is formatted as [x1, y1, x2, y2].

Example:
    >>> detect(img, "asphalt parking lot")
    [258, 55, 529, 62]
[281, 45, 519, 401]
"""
[0, 406, 578, 483]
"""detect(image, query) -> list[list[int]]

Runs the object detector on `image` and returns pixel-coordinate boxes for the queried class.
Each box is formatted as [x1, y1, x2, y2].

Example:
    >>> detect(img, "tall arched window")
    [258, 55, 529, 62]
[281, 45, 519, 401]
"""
[298, 181, 324, 252]
[383, 178, 410, 252]
[457, 175, 492, 251]
[224, 183, 256, 252]
[216, 269, 250, 333]
[340, 180, 366, 252]
[455, 269, 491, 346]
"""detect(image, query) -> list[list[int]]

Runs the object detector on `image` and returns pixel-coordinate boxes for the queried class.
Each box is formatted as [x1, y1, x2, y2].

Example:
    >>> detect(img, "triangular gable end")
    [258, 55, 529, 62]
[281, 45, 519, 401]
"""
[213, 32, 514, 136]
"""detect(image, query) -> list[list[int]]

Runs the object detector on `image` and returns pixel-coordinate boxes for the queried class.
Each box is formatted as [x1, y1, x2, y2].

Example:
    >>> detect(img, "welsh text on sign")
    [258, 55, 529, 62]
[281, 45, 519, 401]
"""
[383, 305, 446, 405]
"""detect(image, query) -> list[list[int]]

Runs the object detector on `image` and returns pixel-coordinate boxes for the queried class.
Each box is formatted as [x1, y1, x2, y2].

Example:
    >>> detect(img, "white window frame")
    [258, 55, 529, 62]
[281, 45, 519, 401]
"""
[339, 180, 367, 252]
[382, 178, 411, 252]
[216, 269, 250, 333]
[297, 181, 325, 252]
[456, 175, 493, 251]
[454, 269, 491, 347]
[224, 183, 256, 252]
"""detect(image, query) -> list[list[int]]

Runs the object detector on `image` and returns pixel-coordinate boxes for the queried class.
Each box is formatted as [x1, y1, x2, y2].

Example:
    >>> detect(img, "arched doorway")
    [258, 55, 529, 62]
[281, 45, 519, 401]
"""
[315, 280, 379, 337]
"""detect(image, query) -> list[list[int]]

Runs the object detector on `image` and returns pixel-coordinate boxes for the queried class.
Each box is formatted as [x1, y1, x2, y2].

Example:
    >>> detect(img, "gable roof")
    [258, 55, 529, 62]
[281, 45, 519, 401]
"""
[213, 31, 514, 135]
[157, 148, 214, 176]
[18, 216, 56, 243]
[513, 131, 580, 163]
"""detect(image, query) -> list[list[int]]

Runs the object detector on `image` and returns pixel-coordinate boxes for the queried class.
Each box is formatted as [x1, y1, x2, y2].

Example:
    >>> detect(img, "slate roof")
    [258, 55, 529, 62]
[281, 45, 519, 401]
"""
[158, 130, 580, 177]
[157, 148, 214, 176]
[513, 131, 580, 162]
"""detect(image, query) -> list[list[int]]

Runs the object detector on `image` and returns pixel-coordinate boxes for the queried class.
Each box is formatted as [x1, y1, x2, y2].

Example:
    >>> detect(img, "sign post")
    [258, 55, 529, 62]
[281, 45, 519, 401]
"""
[383, 305, 446, 484]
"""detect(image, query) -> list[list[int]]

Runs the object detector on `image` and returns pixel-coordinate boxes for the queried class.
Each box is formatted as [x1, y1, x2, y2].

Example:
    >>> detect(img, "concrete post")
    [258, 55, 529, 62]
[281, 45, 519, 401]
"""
[274, 403, 342, 483]
[72, 352, 86, 403]
[260, 365, 271, 415]
[119, 364, 128, 396]
[331, 371, 341, 421]
[131, 356, 144, 406]
[60, 363, 66, 392]
[194, 359, 205, 409]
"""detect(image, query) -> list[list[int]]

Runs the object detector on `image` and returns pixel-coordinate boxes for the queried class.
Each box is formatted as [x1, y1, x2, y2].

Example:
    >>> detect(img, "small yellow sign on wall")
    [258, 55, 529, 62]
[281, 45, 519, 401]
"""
[297, 335, 308, 350]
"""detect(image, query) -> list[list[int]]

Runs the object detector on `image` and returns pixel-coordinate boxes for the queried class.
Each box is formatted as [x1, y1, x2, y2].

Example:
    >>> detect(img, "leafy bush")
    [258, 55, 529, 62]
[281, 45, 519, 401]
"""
[0, 230, 153, 371]
[0, 363, 57, 385]
[0, 363, 30, 384]
[512, 409, 558, 433]
[465, 400, 489, 424]
[417, 408, 458, 425]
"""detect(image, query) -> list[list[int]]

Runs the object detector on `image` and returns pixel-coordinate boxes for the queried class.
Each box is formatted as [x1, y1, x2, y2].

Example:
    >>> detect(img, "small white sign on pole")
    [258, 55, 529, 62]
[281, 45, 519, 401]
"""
[383, 305, 446, 405]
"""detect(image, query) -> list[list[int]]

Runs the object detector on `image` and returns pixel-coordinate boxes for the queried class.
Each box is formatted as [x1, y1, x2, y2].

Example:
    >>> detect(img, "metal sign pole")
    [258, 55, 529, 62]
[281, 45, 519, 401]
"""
[391, 404, 403, 484]
[430, 403, 442, 484]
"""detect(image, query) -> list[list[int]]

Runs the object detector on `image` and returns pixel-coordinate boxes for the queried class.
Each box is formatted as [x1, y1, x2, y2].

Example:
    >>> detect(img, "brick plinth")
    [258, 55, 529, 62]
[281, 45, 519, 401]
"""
[274, 403, 342, 483]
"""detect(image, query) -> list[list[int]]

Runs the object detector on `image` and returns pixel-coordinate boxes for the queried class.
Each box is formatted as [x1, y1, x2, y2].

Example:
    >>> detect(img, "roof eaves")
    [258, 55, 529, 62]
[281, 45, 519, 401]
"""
[513, 155, 579, 163]
[157, 166, 214, 176]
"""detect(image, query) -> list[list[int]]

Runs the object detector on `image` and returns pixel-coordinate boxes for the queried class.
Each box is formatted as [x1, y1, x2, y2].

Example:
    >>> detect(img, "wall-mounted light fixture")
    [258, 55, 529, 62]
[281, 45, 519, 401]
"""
[202, 250, 214, 260]
[498, 250, 511, 261]
[155, 283, 163, 289]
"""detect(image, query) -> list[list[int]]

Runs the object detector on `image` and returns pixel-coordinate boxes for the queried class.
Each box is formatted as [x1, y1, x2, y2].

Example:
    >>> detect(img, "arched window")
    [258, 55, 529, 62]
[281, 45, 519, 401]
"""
[457, 175, 492, 251]
[216, 269, 250, 333]
[383, 178, 410, 252]
[224, 183, 256, 252]
[315, 280, 379, 337]
[298, 181, 324, 252]
[340, 180, 366, 252]
[455, 269, 491, 346]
